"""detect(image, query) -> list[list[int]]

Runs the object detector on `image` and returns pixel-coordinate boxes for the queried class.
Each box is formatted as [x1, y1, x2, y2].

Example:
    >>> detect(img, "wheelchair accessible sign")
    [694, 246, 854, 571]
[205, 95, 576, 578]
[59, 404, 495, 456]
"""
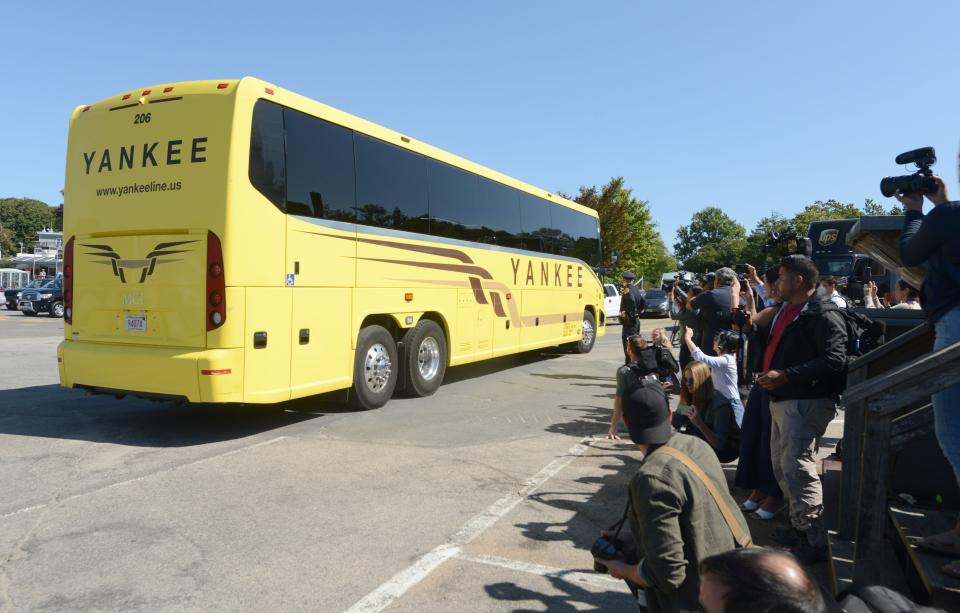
[286, 273, 295, 286]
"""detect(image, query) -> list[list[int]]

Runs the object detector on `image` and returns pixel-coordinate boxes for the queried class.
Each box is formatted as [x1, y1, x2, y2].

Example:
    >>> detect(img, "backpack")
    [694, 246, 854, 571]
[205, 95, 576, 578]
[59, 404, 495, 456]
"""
[838, 304, 886, 357]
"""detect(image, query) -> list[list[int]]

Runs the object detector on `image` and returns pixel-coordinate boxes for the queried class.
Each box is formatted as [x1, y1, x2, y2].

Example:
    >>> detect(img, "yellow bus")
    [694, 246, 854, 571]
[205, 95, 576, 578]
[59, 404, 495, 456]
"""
[58, 77, 606, 409]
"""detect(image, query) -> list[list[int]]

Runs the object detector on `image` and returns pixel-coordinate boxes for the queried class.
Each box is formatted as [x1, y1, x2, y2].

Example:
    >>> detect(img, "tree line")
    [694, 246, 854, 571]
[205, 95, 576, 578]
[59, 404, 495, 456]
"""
[673, 198, 902, 274]
[0, 198, 62, 259]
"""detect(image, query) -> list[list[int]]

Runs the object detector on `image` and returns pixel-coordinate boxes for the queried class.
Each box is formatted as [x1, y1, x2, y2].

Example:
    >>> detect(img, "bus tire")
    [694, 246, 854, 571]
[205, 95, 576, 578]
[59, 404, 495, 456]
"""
[574, 310, 597, 354]
[400, 320, 447, 397]
[349, 325, 398, 410]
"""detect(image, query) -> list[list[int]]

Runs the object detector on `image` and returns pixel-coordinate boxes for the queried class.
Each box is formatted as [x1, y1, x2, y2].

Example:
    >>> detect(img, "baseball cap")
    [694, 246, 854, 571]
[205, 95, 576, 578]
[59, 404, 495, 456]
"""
[621, 379, 672, 445]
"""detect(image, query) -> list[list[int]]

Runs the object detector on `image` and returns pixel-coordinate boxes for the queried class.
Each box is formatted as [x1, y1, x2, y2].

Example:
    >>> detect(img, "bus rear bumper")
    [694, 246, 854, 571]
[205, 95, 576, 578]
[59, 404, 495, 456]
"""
[58, 341, 244, 403]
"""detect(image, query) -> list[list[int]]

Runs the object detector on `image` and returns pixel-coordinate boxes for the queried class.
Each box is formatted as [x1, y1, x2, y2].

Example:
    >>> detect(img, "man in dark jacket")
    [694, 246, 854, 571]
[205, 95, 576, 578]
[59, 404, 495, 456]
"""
[756, 255, 847, 565]
[620, 271, 646, 364]
[690, 267, 743, 357]
[594, 379, 750, 612]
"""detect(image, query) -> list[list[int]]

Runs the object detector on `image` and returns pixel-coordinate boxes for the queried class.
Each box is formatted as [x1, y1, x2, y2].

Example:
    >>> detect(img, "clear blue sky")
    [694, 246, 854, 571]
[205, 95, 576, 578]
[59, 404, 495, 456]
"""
[3, 1, 958, 250]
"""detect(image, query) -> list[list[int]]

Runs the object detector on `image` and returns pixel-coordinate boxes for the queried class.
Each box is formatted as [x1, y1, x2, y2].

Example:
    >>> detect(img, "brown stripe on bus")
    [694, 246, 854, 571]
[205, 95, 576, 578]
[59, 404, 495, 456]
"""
[355, 257, 493, 280]
[469, 277, 488, 304]
[303, 231, 475, 263]
[490, 292, 507, 318]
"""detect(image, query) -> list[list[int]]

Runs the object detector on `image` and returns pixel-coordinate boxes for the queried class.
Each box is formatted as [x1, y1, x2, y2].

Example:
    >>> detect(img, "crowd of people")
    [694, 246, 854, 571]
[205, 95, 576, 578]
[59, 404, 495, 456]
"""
[592, 167, 960, 612]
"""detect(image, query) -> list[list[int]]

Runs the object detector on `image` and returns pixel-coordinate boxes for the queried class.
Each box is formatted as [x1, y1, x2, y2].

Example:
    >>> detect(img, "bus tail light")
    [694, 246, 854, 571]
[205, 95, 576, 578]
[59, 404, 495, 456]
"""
[206, 231, 226, 331]
[64, 237, 75, 324]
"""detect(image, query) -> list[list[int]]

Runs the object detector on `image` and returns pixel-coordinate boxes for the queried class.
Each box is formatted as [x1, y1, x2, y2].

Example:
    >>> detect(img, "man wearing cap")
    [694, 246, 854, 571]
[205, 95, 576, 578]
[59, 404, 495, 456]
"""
[595, 379, 750, 613]
[619, 271, 646, 364]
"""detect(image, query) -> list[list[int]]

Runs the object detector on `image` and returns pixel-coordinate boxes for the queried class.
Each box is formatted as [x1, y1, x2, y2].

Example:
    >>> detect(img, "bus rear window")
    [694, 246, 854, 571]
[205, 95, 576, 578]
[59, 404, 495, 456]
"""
[249, 100, 285, 208]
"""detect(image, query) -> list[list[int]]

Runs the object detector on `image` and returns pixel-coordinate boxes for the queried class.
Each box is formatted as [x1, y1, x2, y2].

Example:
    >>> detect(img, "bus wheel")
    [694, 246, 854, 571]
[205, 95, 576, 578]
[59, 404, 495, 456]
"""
[574, 310, 597, 354]
[349, 325, 399, 410]
[401, 320, 447, 397]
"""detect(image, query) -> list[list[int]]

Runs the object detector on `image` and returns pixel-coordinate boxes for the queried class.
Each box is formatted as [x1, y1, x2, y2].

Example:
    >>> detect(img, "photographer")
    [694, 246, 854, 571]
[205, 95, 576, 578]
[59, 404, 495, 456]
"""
[620, 271, 647, 364]
[690, 268, 744, 357]
[896, 173, 960, 578]
[593, 377, 750, 612]
[670, 283, 701, 370]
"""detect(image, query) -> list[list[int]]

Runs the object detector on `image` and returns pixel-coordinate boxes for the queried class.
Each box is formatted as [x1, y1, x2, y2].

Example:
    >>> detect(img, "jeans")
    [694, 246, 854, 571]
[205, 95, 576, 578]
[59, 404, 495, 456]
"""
[933, 306, 960, 484]
[735, 384, 783, 499]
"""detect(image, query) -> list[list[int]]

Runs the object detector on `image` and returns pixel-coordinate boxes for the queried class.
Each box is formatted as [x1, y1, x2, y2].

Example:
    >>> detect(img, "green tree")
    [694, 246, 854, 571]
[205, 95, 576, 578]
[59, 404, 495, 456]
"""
[673, 207, 746, 271]
[740, 212, 793, 271]
[787, 199, 862, 237]
[572, 177, 675, 285]
[0, 198, 55, 257]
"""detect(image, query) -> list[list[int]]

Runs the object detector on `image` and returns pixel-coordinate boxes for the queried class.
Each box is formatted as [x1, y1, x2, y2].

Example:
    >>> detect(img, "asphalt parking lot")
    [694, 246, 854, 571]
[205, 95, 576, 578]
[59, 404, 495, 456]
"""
[0, 312, 686, 611]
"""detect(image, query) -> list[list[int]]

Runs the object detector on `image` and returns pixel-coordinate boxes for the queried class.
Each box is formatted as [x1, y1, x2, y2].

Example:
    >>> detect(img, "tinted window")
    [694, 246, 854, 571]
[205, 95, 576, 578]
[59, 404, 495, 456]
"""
[249, 100, 285, 208]
[355, 134, 428, 233]
[284, 109, 356, 222]
[477, 178, 521, 247]
[427, 160, 481, 241]
[519, 193, 553, 253]
[553, 205, 600, 265]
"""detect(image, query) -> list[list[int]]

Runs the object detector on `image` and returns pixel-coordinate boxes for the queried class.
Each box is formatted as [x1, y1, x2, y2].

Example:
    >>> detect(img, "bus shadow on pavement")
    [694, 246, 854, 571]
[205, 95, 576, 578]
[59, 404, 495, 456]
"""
[0, 384, 347, 448]
[443, 349, 566, 385]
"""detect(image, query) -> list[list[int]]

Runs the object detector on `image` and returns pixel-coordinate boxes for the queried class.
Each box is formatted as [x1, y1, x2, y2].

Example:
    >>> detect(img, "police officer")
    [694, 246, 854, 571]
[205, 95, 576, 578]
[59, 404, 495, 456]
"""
[619, 271, 646, 364]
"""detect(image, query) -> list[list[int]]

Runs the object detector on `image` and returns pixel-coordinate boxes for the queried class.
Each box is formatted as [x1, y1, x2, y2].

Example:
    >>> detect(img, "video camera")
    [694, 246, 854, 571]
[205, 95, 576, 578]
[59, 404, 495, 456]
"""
[880, 147, 938, 198]
[664, 271, 695, 306]
[764, 228, 813, 258]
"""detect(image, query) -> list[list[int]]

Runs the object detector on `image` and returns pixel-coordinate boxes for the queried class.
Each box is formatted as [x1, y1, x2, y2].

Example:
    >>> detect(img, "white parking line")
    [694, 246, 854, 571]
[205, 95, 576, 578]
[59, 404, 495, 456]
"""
[454, 550, 623, 590]
[345, 437, 593, 613]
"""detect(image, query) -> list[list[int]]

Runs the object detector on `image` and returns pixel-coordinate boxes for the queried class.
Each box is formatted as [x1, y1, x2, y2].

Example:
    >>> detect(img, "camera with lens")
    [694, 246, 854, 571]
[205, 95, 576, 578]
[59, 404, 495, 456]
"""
[591, 536, 624, 573]
[880, 147, 938, 198]
[665, 271, 694, 306]
[764, 228, 813, 258]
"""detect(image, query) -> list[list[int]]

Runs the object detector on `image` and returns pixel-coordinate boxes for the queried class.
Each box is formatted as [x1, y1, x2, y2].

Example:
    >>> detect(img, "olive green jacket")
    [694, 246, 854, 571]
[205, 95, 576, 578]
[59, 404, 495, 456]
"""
[628, 433, 750, 613]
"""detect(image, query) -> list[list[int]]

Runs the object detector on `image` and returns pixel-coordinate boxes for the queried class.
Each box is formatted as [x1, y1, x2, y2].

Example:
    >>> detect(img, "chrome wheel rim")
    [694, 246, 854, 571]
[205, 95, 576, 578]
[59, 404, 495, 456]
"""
[582, 319, 595, 347]
[53, 303, 64, 317]
[417, 337, 441, 381]
[363, 343, 392, 393]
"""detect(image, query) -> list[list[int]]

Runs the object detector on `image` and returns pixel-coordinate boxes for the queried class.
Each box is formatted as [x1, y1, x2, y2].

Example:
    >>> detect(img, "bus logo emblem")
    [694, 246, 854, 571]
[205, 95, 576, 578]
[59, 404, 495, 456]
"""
[83, 240, 197, 284]
[818, 229, 839, 247]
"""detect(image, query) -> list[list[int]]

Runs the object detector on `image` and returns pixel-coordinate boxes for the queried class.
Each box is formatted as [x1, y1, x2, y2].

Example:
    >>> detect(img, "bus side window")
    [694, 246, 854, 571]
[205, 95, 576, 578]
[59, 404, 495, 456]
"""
[477, 178, 521, 248]
[284, 108, 356, 222]
[355, 134, 429, 234]
[519, 193, 553, 253]
[426, 159, 481, 242]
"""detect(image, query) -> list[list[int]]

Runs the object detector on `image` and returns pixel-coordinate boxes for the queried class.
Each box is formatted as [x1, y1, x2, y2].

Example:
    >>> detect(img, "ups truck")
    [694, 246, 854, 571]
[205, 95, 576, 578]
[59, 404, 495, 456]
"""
[807, 218, 894, 304]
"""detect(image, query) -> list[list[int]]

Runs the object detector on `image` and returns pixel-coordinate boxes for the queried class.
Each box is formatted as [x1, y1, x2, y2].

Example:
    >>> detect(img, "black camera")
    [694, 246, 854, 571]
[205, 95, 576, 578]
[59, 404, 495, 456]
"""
[665, 271, 694, 306]
[591, 536, 623, 573]
[880, 147, 938, 198]
[764, 229, 813, 258]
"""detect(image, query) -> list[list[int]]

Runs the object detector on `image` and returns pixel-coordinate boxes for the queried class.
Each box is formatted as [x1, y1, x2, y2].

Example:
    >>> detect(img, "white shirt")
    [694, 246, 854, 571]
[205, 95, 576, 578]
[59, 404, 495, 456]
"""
[691, 347, 740, 402]
[826, 290, 847, 309]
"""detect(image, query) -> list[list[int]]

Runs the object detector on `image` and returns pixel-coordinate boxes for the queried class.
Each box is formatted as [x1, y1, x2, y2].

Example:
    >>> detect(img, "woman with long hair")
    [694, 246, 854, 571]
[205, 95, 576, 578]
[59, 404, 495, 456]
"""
[675, 361, 742, 463]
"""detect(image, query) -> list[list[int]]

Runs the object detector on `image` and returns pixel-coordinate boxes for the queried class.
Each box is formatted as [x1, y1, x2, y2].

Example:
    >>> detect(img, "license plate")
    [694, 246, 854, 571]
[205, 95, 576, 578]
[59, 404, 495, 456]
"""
[19, 301, 32, 311]
[125, 315, 147, 332]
